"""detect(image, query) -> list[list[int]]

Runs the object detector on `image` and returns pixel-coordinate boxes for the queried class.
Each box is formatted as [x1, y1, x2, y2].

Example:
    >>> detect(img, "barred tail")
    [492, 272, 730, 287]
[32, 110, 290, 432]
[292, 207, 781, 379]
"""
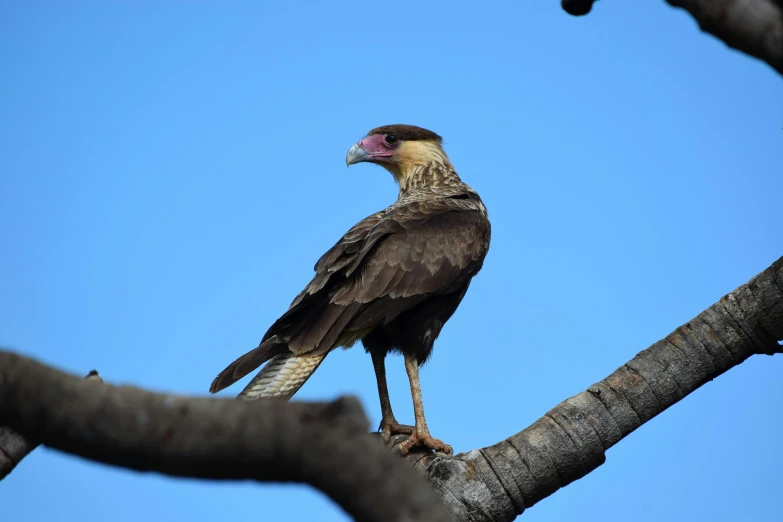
[238, 352, 327, 401]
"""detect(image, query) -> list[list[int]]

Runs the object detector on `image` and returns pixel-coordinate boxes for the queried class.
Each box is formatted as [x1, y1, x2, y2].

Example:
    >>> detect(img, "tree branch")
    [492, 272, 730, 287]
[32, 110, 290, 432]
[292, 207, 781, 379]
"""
[0, 369, 102, 479]
[392, 256, 783, 521]
[0, 354, 451, 522]
[0, 427, 36, 480]
[4, 254, 780, 522]
[561, 0, 783, 76]
[666, 0, 783, 74]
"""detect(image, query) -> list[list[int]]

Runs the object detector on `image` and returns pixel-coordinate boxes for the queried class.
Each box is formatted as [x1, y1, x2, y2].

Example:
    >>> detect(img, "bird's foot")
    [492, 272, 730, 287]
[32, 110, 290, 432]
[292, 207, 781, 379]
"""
[397, 428, 453, 456]
[378, 417, 414, 444]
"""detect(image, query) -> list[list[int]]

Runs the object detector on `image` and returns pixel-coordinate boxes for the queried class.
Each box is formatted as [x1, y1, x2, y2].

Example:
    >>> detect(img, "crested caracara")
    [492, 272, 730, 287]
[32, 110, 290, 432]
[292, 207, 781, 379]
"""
[210, 124, 491, 454]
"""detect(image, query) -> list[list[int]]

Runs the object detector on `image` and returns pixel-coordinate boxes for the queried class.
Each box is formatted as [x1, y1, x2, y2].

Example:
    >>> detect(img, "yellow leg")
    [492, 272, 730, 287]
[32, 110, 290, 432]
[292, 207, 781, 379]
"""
[371, 351, 413, 442]
[398, 353, 453, 456]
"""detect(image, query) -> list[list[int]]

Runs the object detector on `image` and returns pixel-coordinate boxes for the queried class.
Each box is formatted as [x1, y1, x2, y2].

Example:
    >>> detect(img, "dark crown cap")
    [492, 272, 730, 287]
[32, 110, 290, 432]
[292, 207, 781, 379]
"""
[367, 124, 442, 143]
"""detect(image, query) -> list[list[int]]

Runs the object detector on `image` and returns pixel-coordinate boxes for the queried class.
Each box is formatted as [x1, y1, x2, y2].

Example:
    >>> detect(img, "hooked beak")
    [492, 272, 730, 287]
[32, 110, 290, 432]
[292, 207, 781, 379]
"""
[345, 144, 369, 166]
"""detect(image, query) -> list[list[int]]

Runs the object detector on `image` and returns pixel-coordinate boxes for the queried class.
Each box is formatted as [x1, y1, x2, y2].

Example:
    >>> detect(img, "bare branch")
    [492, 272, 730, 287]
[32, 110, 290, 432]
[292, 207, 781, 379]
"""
[390, 256, 783, 521]
[666, 0, 783, 74]
[3, 254, 781, 522]
[0, 427, 36, 480]
[0, 353, 451, 522]
[0, 369, 103, 479]
[4, 253, 780, 522]
[561, 0, 783, 75]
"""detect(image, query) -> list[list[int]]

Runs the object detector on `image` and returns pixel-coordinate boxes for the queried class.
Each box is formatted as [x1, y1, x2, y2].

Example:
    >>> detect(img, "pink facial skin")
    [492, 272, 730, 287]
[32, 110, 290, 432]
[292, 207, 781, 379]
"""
[356, 134, 399, 162]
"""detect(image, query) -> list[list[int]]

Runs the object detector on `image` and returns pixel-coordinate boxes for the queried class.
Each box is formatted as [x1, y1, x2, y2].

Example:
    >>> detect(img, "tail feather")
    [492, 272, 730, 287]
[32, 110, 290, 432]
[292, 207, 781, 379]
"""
[238, 352, 327, 400]
[209, 338, 286, 394]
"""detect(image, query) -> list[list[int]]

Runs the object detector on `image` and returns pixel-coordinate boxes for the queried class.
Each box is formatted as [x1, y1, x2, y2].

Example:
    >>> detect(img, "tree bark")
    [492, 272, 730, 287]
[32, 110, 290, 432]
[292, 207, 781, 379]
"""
[560, 0, 783, 76]
[0, 354, 451, 522]
[3, 257, 780, 521]
[666, 0, 783, 75]
[389, 256, 783, 521]
[0, 369, 102, 479]
[0, 427, 37, 481]
[2, 4, 780, 521]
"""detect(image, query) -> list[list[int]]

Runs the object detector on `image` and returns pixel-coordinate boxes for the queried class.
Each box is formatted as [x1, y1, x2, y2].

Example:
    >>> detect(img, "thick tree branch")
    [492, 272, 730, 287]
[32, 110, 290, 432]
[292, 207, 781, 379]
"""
[0, 369, 102, 479]
[3, 265, 780, 522]
[393, 256, 783, 521]
[0, 427, 36, 480]
[561, 0, 783, 75]
[0, 354, 451, 522]
[666, 0, 783, 74]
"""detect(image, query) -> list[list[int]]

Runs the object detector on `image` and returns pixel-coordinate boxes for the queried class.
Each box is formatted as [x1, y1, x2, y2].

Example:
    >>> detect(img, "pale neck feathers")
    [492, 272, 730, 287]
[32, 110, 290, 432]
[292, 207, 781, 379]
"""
[384, 140, 463, 195]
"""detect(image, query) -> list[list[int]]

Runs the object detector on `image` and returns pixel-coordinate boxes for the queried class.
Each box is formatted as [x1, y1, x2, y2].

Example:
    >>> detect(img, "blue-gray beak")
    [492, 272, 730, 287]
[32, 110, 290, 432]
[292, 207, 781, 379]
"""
[345, 144, 369, 166]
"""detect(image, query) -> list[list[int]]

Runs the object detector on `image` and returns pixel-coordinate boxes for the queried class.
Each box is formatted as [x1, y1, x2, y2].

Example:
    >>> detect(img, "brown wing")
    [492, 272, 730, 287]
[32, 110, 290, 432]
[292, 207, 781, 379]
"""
[257, 211, 384, 343]
[268, 196, 490, 355]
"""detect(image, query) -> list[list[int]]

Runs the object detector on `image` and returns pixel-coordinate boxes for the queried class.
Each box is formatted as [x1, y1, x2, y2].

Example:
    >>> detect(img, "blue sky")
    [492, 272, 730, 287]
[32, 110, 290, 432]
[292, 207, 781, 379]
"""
[1, 2, 781, 521]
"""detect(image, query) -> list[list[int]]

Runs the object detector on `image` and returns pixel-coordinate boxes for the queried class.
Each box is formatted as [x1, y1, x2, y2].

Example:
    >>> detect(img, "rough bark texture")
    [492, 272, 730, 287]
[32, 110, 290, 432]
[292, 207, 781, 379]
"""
[561, 0, 783, 75]
[0, 354, 451, 522]
[2, 257, 781, 521]
[387, 256, 783, 521]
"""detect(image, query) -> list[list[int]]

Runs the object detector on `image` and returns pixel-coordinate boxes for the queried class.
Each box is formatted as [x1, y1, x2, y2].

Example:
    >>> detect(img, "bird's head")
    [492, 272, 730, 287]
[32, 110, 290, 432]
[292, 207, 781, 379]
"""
[345, 124, 449, 183]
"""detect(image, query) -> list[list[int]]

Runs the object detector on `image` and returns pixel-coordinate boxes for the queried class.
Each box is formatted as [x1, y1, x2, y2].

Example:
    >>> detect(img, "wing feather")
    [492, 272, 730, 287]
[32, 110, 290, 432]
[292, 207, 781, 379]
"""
[263, 196, 489, 355]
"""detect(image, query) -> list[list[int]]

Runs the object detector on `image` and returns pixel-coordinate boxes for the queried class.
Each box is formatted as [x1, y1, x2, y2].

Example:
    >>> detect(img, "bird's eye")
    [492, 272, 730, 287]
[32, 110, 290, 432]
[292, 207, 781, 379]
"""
[385, 134, 399, 145]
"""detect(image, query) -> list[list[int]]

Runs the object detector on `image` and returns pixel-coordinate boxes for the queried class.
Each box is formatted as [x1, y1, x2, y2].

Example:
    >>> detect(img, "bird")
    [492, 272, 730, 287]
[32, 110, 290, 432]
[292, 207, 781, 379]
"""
[210, 124, 491, 455]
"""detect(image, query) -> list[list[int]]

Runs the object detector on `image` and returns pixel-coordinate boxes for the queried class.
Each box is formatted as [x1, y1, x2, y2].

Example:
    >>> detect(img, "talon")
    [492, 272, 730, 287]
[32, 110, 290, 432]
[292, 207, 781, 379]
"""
[397, 429, 453, 456]
[378, 417, 414, 443]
